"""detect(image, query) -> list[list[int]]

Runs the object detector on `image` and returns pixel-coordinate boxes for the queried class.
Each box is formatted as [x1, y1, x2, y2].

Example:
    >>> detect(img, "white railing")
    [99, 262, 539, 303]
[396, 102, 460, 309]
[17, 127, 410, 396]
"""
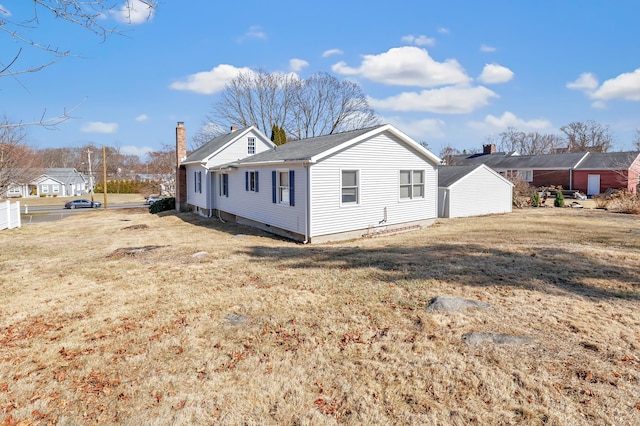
[0, 200, 21, 230]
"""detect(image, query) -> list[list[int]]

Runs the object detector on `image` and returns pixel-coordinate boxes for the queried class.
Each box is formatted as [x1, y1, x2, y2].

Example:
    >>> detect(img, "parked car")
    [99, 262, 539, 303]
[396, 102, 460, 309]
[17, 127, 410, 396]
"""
[145, 196, 164, 205]
[64, 199, 102, 209]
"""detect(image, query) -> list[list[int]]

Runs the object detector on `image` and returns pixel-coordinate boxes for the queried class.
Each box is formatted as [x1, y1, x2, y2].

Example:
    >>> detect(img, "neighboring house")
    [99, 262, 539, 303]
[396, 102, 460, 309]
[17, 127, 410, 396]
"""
[438, 164, 513, 218]
[5, 168, 88, 198]
[177, 123, 442, 243]
[573, 151, 640, 195]
[178, 125, 276, 216]
[33, 168, 89, 197]
[452, 144, 640, 195]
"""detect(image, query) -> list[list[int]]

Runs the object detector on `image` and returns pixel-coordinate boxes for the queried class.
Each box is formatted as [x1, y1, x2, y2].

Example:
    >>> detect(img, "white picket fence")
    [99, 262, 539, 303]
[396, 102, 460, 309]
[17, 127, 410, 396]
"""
[0, 200, 21, 230]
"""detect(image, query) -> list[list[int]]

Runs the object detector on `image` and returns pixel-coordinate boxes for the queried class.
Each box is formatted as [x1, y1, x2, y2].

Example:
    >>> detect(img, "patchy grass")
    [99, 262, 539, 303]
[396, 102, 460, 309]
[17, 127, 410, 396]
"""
[0, 207, 639, 425]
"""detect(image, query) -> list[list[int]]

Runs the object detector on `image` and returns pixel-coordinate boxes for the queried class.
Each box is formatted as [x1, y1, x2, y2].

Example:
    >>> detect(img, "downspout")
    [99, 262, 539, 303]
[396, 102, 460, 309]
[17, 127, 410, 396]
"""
[303, 163, 309, 244]
[207, 169, 213, 218]
[441, 189, 448, 218]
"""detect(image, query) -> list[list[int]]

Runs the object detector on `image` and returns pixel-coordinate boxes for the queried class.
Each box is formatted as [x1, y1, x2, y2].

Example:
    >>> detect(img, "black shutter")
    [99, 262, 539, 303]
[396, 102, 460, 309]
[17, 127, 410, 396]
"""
[272, 170, 277, 203]
[255, 171, 259, 192]
[245, 171, 248, 191]
[289, 170, 295, 206]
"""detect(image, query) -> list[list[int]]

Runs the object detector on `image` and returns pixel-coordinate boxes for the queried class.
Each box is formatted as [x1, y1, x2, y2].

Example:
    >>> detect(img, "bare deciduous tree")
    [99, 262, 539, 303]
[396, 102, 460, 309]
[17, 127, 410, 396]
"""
[633, 129, 640, 151]
[202, 70, 379, 144]
[496, 127, 565, 155]
[288, 72, 379, 140]
[560, 120, 614, 153]
[0, 118, 43, 198]
[1, 1, 157, 129]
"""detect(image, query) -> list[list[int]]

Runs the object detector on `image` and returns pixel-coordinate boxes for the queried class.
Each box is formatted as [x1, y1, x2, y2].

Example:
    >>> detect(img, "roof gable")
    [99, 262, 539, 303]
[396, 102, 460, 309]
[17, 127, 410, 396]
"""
[182, 126, 274, 164]
[438, 164, 513, 188]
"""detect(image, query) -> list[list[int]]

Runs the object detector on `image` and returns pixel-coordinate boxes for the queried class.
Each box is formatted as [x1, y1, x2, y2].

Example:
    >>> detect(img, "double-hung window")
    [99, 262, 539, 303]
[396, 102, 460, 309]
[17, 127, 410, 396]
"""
[194, 171, 202, 193]
[245, 171, 259, 192]
[219, 173, 229, 197]
[248, 137, 256, 155]
[341, 170, 359, 204]
[400, 170, 425, 200]
[272, 170, 295, 206]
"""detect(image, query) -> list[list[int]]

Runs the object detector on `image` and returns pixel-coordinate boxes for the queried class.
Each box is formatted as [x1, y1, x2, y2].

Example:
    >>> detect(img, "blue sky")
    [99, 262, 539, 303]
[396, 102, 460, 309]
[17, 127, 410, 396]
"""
[4, 0, 640, 159]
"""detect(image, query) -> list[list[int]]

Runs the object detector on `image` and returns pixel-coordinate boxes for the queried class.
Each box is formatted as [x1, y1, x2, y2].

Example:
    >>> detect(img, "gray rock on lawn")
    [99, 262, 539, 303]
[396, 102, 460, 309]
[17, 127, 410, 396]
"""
[224, 314, 247, 326]
[426, 296, 492, 312]
[462, 332, 533, 346]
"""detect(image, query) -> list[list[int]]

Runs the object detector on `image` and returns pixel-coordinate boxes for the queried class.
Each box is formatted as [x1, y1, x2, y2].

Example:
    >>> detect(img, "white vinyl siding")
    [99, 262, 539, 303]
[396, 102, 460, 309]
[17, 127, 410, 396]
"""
[185, 164, 209, 209]
[439, 166, 512, 218]
[215, 165, 307, 234]
[309, 132, 437, 237]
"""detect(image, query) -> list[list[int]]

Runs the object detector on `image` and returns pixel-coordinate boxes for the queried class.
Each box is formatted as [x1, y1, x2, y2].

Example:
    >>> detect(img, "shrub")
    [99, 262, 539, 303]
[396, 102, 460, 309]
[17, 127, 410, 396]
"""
[531, 192, 541, 207]
[554, 191, 565, 207]
[607, 191, 640, 214]
[149, 197, 175, 214]
[593, 195, 610, 209]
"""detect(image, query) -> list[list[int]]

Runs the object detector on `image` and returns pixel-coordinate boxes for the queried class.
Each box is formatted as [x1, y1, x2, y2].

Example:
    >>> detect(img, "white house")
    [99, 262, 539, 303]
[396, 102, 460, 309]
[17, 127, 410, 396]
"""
[438, 164, 513, 218]
[193, 124, 441, 243]
[178, 125, 275, 216]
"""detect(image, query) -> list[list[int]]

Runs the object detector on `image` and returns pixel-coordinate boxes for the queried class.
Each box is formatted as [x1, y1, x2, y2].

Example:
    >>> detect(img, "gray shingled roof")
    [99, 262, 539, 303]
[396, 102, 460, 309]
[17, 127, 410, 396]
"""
[575, 151, 640, 169]
[451, 152, 588, 169]
[182, 127, 253, 163]
[228, 125, 386, 165]
[44, 168, 86, 184]
[438, 165, 481, 187]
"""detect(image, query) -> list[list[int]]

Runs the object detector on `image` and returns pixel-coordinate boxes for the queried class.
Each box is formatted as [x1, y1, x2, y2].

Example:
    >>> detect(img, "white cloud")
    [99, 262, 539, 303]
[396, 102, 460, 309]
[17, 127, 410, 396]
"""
[401, 35, 436, 46]
[0, 4, 11, 16]
[322, 49, 343, 58]
[591, 68, 640, 101]
[468, 111, 552, 131]
[382, 115, 446, 140]
[81, 122, 118, 134]
[368, 85, 498, 114]
[480, 44, 497, 52]
[120, 145, 154, 158]
[135, 114, 148, 122]
[332, 46, 471, 88]
[438, 27, 449, 34]
[170, 64, 252, 94]
[289, 58, 309, 72]
[478, 63, 514, 84]
[238, 25, 267, 42]
[566, 72, 599, 90]
[114, 0, 154, 24]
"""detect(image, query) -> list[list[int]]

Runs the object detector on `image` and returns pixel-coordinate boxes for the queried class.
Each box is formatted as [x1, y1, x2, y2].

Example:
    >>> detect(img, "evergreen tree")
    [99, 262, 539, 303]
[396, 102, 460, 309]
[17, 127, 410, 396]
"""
[271, 124, 287, 146]
[554, 190, 565, 207]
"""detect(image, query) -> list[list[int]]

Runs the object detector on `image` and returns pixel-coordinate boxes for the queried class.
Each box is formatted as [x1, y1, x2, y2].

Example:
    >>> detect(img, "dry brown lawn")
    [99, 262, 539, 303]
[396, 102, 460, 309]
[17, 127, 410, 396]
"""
[0, 206, 639, 425]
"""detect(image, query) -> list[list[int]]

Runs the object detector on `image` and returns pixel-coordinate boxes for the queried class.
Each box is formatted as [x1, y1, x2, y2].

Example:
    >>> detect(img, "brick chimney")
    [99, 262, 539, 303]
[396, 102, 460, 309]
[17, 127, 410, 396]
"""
[483, 143, 496, 154]
[175, 122, 187, 212]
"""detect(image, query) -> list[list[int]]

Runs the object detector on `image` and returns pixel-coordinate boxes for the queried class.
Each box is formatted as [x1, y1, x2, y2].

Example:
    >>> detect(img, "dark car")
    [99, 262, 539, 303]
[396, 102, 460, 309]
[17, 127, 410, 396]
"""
[64, 199, 102, 209]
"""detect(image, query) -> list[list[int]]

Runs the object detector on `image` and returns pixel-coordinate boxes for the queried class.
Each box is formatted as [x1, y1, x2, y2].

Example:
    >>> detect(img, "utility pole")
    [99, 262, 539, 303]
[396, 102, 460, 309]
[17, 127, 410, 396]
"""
[86, 149, 93, 200]
[102, 145, 108, 209]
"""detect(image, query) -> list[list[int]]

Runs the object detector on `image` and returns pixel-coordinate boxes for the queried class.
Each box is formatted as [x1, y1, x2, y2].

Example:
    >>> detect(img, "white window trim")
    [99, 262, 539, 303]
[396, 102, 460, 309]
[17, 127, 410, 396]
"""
[399, 169, 425, 201]
[277, 169, 290, 205]
[248, 137, 256, 155]
[340, 169, 360, 206]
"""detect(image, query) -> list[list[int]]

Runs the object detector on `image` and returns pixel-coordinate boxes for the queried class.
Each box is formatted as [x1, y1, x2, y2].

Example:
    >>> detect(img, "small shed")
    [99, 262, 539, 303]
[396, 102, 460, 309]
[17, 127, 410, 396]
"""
[438, 164, 513, 218]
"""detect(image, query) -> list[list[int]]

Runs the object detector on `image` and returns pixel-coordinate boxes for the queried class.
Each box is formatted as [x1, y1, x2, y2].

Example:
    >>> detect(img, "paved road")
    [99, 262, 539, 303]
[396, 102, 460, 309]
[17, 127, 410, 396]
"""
[21, 202, 148, 224]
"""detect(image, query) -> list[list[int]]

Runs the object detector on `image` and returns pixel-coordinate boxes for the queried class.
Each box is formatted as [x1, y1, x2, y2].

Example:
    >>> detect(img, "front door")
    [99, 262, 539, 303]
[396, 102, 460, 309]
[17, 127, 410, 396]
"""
[587, 174, 601, 195]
